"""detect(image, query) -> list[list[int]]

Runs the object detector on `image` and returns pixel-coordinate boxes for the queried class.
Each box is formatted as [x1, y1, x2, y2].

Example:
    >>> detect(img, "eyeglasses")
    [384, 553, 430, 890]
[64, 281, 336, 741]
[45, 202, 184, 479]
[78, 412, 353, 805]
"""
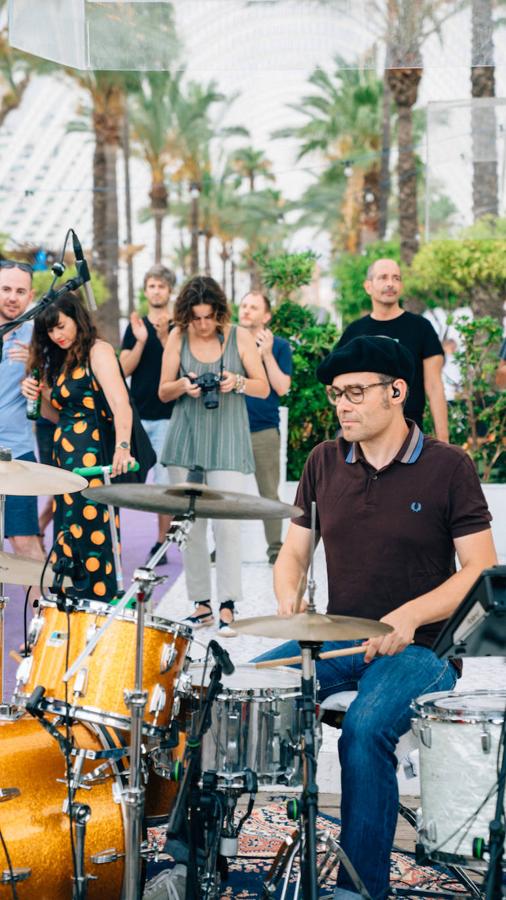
[326, 380, 394, 405]
[0, 260, 33, 274]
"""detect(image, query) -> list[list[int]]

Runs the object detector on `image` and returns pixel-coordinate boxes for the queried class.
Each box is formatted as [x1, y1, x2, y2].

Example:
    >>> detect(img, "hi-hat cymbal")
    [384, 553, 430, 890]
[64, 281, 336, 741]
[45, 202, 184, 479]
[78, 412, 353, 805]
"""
[0, 551, 68, 587]
[82, 483, 302, 520]
[230, 611, 392, 641]
[0, 458, 87, 496]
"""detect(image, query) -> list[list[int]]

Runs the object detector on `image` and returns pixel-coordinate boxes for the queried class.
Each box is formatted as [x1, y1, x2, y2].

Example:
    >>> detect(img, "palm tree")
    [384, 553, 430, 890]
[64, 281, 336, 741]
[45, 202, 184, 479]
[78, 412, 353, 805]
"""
[470, 0, 499, 220]
[381, 0, 464, 263]
[230, 146, 275, 192]
[66, 71, 130, 343]
[275, 59, 385, 252]
[128, 70, 184, 264]
[167, 80, 249, 274]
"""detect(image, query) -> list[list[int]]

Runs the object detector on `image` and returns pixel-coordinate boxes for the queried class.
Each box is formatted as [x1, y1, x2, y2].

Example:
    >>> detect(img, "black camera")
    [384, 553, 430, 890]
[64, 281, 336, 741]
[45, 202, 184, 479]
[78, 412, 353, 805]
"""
[191, 371, 221, 409]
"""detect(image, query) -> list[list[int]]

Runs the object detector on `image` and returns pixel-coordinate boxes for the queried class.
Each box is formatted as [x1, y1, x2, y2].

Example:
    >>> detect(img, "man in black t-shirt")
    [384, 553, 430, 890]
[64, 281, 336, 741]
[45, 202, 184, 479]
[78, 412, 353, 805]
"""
[336, 258, 448, 440]
[120, 264, 176, 563]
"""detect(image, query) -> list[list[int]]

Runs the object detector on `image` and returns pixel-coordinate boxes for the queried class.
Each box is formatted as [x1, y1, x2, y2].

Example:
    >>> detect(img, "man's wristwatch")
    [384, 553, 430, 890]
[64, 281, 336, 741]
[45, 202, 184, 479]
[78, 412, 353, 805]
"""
[115, 441, 131, 450]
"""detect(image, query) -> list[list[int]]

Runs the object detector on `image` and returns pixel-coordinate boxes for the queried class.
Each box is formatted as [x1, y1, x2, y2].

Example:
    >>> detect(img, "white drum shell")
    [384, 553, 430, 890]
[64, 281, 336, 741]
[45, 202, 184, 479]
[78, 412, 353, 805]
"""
[412, 690, 506, 866]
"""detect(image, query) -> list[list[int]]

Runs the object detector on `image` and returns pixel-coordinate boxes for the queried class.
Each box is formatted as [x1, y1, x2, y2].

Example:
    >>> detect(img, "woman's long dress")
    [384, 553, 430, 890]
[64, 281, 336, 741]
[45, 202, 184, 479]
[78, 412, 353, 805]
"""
[50, 365, 118, 601]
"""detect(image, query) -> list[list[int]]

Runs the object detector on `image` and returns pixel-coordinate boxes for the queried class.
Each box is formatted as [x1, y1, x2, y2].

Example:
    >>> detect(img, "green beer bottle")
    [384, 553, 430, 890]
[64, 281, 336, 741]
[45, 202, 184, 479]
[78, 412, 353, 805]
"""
[26, 368, 41, 420]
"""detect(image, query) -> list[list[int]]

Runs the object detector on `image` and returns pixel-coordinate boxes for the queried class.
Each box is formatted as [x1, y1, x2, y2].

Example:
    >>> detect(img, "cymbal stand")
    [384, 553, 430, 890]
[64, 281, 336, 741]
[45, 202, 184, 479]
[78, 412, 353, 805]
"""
[0, 447, 13, 718]
[123, 565, 165, 900]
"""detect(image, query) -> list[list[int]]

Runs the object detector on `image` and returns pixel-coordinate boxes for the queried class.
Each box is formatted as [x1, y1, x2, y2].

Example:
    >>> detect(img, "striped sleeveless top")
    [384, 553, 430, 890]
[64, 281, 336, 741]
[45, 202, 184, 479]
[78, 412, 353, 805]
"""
[161, 325, 255, 473]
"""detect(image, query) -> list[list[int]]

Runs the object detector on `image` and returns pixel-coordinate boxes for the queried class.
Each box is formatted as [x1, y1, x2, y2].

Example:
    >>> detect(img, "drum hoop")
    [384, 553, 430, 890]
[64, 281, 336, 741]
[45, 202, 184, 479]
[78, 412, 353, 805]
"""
[213, 687, 302, 702]
[36, 598, 192, 640]
[412, 688, 506, 723]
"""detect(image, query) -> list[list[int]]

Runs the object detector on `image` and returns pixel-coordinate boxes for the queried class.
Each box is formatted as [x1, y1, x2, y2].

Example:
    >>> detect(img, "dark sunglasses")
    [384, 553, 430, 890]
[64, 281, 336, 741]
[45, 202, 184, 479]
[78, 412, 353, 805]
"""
[0, 260, 33, 274]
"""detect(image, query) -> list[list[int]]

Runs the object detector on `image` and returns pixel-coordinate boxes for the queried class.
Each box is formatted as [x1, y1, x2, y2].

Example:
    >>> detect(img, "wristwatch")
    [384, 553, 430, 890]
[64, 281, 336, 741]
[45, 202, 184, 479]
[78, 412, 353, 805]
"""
[116, 441, 131, 450]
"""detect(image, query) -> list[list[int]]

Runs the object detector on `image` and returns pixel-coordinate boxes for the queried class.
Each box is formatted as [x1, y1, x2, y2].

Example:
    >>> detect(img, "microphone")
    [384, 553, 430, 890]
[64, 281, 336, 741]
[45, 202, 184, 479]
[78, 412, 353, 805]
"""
[208, 639, 235, 676]
[71, 230, 97, 312]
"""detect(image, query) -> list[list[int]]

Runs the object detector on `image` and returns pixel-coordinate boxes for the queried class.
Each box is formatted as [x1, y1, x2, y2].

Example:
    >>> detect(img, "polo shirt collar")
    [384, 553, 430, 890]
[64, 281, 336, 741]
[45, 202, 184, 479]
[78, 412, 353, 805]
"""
[344, 420, 424, 465]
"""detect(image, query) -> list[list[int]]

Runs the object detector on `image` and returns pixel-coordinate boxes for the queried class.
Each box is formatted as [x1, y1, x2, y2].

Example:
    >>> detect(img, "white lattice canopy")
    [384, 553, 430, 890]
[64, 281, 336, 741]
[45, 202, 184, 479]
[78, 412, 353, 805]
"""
[8, 0, 177, 70]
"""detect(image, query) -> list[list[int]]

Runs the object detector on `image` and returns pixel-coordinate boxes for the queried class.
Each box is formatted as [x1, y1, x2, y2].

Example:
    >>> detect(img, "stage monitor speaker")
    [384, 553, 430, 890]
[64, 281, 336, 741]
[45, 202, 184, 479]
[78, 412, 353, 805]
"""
[8, 0, 177, 71]
[432, 566, 506, 659]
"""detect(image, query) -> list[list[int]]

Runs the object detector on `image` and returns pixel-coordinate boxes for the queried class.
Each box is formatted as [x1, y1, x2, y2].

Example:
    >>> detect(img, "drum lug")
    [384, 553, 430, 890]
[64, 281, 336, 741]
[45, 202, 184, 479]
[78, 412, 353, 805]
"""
[90, 848, 125, 865]
[0, 867, 31, 884]
[226, 714, 239, 766]
[15, 654, 33, 687]
[160, 642, 177, 673]
[85, 624, 99, 650]
[148, 684, 166, 716]
[0, 787, 20, 803]
[27, 615, 44, 648]
[481, 725, 491, 753]
[419, 723, 432, 748]
[73, 667, 89, 699]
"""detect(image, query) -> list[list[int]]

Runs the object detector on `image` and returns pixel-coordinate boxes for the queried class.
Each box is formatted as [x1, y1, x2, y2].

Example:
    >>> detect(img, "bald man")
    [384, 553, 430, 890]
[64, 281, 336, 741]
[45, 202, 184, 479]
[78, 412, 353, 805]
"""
[335, 259, 448, 441]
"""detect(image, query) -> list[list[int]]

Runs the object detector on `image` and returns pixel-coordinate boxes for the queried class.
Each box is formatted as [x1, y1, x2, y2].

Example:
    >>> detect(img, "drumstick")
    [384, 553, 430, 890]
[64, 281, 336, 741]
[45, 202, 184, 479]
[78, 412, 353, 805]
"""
[9, 650, 22, 664]
[255, 644, 366, 669]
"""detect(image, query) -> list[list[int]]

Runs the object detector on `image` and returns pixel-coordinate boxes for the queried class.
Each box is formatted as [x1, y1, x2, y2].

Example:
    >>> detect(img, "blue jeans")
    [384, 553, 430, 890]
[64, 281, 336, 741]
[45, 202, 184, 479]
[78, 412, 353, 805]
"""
[254, 640, 458, 900]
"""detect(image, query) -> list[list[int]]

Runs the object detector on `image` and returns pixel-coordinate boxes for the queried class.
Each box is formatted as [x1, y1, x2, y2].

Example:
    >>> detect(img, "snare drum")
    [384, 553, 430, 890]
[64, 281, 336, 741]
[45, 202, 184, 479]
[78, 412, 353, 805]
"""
[188, 664, 303, 789]
[14, 599, 192, 736]
[0, 716, 125, 898]
[411, 689, 506, 867]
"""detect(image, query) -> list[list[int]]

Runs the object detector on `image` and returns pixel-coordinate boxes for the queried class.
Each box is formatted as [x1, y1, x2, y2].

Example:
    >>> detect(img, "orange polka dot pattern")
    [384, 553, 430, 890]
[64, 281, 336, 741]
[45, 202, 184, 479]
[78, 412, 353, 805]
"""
[51, 366, 118, 600]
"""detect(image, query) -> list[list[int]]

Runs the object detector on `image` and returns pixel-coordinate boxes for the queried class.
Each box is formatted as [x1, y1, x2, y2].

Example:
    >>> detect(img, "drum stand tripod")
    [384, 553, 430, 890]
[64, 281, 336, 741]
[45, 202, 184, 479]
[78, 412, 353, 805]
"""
[63, 508, 196, 900]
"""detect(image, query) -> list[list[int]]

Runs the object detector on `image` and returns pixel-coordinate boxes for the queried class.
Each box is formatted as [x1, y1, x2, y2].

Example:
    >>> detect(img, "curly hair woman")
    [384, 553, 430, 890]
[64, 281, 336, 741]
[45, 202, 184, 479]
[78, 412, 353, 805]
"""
[159, 276, 269, 631]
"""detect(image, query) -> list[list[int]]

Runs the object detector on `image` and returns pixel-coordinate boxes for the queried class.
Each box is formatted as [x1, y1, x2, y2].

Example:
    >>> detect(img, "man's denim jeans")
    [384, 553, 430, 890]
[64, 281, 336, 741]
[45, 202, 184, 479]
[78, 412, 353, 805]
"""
[254, 640, 458, 899]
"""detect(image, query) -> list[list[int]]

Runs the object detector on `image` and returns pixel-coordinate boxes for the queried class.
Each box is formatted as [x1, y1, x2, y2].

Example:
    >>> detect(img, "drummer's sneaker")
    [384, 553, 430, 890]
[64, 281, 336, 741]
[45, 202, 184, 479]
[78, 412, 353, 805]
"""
[143, 864, 186, 899]
[184, 600, 215, 628]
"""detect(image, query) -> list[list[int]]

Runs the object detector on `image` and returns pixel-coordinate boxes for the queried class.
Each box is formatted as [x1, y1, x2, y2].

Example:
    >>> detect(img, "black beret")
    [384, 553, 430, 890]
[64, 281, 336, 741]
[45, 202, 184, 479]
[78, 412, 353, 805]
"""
[316, 335, 415, 387]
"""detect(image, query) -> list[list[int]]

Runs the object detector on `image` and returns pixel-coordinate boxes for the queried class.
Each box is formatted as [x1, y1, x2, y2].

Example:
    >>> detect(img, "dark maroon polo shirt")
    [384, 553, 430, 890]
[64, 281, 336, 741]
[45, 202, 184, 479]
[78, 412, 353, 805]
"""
[293, 422, 492, 650]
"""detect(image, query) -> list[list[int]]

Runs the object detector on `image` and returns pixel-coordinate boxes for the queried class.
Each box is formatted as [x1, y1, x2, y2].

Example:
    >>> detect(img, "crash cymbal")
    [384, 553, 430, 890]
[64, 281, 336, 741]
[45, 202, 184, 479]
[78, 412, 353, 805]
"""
[0, 458, 87, 496]
[82, 483, 302, 520]
[230, 611, 392, 641]
[0, 551, 69, 588]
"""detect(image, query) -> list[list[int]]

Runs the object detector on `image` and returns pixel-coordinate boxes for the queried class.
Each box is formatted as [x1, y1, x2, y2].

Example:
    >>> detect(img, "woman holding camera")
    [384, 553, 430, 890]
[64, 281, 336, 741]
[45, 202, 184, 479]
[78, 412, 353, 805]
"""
[159, 276, 268, 630]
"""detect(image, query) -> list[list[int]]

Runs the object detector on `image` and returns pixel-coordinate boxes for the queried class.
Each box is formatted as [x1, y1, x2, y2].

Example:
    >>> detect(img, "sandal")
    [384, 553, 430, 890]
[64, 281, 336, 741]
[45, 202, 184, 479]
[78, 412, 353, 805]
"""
[219, 600, 235, 635]
[184, 600, 215, 629]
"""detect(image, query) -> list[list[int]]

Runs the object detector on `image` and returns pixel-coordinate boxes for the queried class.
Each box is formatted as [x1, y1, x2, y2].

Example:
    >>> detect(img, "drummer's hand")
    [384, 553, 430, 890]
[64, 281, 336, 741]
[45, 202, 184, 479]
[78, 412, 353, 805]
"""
[362, 607, 417, 663]
[111, 447, 136, 479]
[277, 596, 308, 616]
[21, 375, 41, 400]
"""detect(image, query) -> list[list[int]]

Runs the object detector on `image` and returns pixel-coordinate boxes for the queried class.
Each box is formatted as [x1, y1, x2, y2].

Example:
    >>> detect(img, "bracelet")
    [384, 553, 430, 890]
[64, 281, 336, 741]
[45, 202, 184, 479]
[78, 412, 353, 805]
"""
[234, 373, 246, 394]
[115, 441, 131, 450]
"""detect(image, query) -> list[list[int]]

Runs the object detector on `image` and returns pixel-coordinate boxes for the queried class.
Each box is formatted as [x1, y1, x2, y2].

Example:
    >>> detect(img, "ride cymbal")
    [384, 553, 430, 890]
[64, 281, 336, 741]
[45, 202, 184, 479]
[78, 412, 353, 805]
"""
[230, 611, 392, 641]
[82, 483, 302, 520]
[0, 458, 87, 496]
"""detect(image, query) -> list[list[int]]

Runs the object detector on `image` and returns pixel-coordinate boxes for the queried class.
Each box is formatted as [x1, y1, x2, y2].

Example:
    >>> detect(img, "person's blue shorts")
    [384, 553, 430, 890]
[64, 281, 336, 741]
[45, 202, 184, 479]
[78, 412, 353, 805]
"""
[5, 452, 39, 538]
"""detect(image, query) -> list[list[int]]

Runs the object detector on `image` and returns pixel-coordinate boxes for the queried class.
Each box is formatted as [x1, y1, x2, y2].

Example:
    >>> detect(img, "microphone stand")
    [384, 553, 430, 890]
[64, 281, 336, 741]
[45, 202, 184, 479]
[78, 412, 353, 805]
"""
[166, 660, 226, 900]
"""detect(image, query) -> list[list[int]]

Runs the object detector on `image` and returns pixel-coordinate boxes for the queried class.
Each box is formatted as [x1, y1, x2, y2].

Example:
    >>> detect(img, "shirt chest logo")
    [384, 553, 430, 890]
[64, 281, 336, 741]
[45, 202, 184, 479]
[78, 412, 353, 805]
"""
[410, 501, 422, 513]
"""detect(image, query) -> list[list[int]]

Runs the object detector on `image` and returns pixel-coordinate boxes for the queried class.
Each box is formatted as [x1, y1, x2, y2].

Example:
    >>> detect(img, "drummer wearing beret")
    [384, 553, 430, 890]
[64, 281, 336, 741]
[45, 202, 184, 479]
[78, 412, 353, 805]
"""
[257, 335, 497, 900]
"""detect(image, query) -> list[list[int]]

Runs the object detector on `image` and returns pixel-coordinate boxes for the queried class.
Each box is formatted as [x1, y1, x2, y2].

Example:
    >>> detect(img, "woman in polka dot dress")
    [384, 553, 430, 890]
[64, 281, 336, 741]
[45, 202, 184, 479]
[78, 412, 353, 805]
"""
[22, 292, 135, 601]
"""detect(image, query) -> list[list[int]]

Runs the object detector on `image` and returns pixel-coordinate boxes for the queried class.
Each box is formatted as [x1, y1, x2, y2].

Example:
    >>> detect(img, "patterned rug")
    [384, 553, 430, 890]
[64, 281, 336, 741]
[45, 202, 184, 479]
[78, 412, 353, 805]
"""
[147, 803, 476, 897]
